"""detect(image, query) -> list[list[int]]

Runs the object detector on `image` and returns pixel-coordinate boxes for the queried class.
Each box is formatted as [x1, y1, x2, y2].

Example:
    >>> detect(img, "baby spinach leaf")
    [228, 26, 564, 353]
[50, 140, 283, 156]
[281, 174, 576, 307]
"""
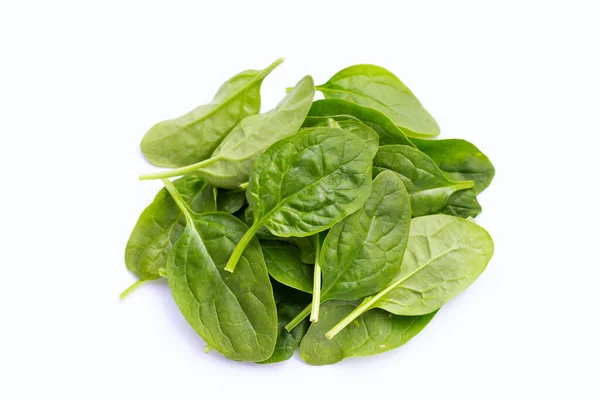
[258, 281, 311, 364]
[442, 189, 481, 219]
[140, 58, 283, 168]
[316, 64, 439, 138]
[285, 171, 411, 330]
[373, 145, 476, 217]
[306, 99, 415, 146]
[140, 76, 315, 188]
[216, 189, 246, 214]
[299, 300, 436, 365]
[163, 180, 277, 362]
[326, 215, 493, 338]
[411, 138, 495, 194]
[261, 240, 314, 293]
[125, 176, 216, 281]
[225, 123, 379, 272]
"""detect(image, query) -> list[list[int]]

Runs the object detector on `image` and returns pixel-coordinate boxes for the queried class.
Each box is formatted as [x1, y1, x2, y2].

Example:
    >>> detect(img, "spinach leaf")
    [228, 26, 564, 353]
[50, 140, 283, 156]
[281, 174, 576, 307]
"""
[306, 99, 415, 146]
[299, 300, 436, 365]
[224, 123, 379, 272]
[326, 215, 493, 338]
[285, 171, 411, 330]
[163, 179, 277, 362]
[216, 189, 246, 214]
[261, 240, 313, 293]
[125, 176, 216, 281]
[411, 138, 495, 194]
[373, 145, 476, 217]
[443, 189, 481, 219]
[292, 236, 317, 264]
[140, 58, 283, 168]
[316, 64, 439, 138]
[258, 281, 311, 364]
[140, 76, 315, 188]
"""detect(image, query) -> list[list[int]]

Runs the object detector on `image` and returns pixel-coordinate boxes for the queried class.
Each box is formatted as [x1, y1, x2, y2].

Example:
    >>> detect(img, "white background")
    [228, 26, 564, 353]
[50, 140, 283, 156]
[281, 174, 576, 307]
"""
[1, 1, 599, 399]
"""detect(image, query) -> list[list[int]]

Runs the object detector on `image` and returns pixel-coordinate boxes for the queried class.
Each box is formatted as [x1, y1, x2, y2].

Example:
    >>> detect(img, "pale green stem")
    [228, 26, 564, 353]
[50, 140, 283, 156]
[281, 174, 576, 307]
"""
[204, 345, 213, 354]
[139, 159, 211, 181]
[309, 234, 322, 322]
[119, 279, 148, 300]
[162, 179, 193, 223]
[325, 297, 373, 339]
[224, 220, 262, 273]
[158, 268, 168, 278]
[239, 182, 249, 190]
[453, 180, 475, 191]
[285, 303, 312, 332]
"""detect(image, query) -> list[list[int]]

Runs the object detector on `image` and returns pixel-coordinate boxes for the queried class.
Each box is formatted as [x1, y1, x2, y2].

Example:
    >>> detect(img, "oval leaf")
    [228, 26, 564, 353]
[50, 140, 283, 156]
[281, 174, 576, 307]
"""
[167, 212, 277, 362]
[141, 58, 283, 167]
[316, 64, 439, 138]
[411, 138, 495, 194]
[373, 145, 476, 217]
[299, 300, 436, 365]
[249, 123, 379, 237]
[320, 170, 411, 301]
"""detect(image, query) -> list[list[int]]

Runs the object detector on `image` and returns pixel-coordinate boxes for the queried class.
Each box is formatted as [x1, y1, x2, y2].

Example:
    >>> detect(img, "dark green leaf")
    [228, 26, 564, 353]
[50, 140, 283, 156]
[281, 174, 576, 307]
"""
[261, 240, 313, 293]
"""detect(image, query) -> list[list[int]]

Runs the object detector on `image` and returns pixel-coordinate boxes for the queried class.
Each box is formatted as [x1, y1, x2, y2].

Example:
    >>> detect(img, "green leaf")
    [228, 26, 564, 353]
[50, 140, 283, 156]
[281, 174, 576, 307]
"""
[124, 176, 216, 280]
[140, 58, 283, 168]
[316, 64, 439, 138]
[216, 189, 246, 214]
[320, 170, 411, 301]
[442, 189, 482, 219]
[299, 300, 436, 365]
[258, 281, 311, 364]
[285, 171, 411, 330]
[306, 99, 415, 146]
[325, 215, 493, 338]
[261, 240, 313, 293]
[373, 145, 476, 217]
[225, 122, 379, 272]
[411, 138, 495, 194]
[164, 180, 277, 362]
[140, 75, 315, 188]
[292, 236, 317, 264]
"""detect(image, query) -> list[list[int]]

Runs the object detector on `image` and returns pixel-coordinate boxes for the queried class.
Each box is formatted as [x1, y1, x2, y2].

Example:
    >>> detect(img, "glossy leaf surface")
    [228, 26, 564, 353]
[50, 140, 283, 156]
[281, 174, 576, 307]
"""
[167, 211, 277, 362]
[141, 58, 283, 167]
[316, 64, 439, 138]
[320, 170, 411, 301]
[412, 138, 495, 194]
[373, 145, 476, 217]
[299, 301, 436, 365]
[261, 241, 313, 293]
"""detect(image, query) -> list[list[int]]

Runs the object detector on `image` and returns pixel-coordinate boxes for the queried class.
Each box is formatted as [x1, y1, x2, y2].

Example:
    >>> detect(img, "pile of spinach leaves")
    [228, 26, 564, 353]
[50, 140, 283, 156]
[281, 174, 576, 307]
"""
[123, 58, 495, 365]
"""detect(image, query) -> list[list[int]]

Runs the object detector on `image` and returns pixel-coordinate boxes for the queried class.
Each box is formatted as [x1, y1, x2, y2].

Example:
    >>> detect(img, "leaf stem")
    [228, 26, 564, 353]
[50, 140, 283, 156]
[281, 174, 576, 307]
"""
[162, 179, 193, 223]
[119, 279, 147, 300]
[140, 159, 210, 181]
[453, 180, 475, 191]
[310, 234, 322, 322]
[285, 303, 312, 332]
[325, 297, 373, 339]
[224, 220, 262, 273]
